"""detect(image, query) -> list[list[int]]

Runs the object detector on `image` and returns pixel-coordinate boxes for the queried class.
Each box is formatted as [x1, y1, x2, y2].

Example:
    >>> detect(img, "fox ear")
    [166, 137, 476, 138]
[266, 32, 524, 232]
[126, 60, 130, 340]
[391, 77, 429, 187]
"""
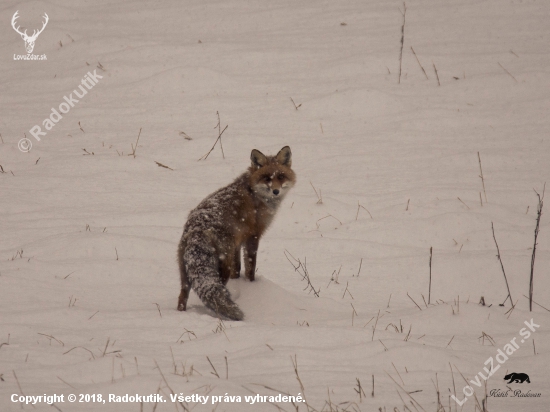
[251, 149, 267, 168]
[276, 146, 292, 167]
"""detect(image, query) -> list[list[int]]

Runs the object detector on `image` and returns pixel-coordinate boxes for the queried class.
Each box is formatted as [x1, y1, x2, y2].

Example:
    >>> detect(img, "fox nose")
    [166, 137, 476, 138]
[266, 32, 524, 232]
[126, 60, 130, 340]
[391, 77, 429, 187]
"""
[273, 189, 280, 195]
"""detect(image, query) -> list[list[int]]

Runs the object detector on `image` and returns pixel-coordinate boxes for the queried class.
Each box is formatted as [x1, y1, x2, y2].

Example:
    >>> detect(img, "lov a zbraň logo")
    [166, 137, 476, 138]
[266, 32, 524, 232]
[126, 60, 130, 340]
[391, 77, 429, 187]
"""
[11, 10, 48, 60]
[452, 319, 540, 406]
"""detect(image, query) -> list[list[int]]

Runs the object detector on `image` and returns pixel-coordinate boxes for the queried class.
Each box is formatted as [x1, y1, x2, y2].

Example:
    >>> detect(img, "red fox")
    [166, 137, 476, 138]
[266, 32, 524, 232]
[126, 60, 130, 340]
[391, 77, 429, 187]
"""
[177, 146, 296, 320]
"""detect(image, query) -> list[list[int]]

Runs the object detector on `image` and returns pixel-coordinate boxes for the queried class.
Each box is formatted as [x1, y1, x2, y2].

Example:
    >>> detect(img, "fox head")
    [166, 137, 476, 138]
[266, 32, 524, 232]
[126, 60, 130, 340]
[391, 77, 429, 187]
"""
[249, 146, 296, 205]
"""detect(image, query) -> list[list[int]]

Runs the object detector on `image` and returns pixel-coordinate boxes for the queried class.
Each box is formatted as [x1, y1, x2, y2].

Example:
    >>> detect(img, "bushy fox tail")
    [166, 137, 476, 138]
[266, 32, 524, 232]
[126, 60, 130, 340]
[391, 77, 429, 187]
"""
[199, 283, 244, 321]
[183, 239, 244, 321]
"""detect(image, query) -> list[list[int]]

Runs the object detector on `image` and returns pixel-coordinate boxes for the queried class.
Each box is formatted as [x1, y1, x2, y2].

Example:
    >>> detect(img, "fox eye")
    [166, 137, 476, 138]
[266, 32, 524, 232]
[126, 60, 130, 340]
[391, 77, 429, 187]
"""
[264, 176, 271, 182]
[277, 175, 285, 181]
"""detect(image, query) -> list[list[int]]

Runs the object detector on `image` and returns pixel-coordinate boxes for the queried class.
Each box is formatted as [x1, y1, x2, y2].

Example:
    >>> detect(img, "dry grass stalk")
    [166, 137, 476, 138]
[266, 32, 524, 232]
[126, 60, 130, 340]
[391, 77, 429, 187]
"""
[154, 360, 190, 411]
[57, 375, 76, 388]
[214, 111, 225, 158]
[225, 356, 229, 379]
[392, 362, 405, 385]
[310, 181, 323, 204]
[38, 333, 64, 346]
[63, 346, 95, 360]
[13, 370, 27, 399]
[529, 184, 545, 311]
[428, 247, 433, 304]
[355, 378, 366, 402]
[342, 281, 354, 299]
[421, 294, 428, 308]
[398, 2, 407, 84]
[291, 355, 311, 410]
[316, 214, 342, 228]
[153, 303, 162, 318]
[454, 366, 484, 411]
[479, 331, 496, 346]
[129, 128, 142, 158]
[290, 97, 302, 110]
[356, 202, 373, 220]
[411, 46, 428, 79]
[403, 325, 412, 341]
[491, 222, 513, 306]
[478, 152, 488, 203]
[372, 309, 381, 341]
[407, 293, 422, 311]
[284, 250, 320, 297]
[457, 197, 470, 209]
[357, 258, 363, 277]
[446, 335, 455, 348]
[385, 371, 425, 411]
[432, 62, 440, 86]
[206, 356, 219, 378]
[431, 374, 444, 412]
[155, 161, 174, 170]
[176, 328, 197, 343]
[498, 62, 518, 82]
[351, 303, 358, 326]
[179, 130, 192, 140]
[522, 294, 550, 312]
[504, 299, 518, 318]
[198, 115, 228, 161]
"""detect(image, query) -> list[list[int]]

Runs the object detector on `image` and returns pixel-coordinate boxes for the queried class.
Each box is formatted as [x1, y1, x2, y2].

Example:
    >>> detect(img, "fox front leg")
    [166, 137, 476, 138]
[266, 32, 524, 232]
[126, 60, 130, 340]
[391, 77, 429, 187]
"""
[244, 236, 259, 281]
[231, 247, 241, 279]
[177, 263, 190, 311]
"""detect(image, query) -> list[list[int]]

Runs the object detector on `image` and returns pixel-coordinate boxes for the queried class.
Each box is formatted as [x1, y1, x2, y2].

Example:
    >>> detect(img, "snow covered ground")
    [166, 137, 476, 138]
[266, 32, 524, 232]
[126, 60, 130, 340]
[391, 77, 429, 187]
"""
[1, 0, 549, 410]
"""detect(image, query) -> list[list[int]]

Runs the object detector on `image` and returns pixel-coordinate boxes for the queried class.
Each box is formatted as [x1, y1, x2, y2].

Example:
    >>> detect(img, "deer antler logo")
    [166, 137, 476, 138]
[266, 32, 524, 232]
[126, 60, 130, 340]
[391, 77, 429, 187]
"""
[11, 10, 49, 54]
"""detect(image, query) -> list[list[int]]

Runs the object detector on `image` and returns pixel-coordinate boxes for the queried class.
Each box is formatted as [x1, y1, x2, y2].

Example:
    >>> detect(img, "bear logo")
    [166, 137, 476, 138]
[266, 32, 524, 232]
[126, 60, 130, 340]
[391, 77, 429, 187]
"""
[504, 373, 530, 384]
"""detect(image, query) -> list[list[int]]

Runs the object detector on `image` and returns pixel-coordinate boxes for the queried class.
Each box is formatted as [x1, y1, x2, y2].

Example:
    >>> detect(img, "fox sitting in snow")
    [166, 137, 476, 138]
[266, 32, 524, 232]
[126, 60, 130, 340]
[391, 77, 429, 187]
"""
[177, 146, 296, 320]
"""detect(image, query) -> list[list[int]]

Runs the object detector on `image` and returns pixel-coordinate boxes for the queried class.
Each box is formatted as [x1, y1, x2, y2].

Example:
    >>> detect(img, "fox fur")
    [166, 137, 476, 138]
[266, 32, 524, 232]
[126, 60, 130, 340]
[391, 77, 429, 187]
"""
[177, 146, 296, 320]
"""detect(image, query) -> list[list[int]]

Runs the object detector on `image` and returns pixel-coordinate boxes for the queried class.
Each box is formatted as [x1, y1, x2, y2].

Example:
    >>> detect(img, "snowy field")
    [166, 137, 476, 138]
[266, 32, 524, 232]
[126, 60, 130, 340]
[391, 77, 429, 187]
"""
[1, 0, 550, 410]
